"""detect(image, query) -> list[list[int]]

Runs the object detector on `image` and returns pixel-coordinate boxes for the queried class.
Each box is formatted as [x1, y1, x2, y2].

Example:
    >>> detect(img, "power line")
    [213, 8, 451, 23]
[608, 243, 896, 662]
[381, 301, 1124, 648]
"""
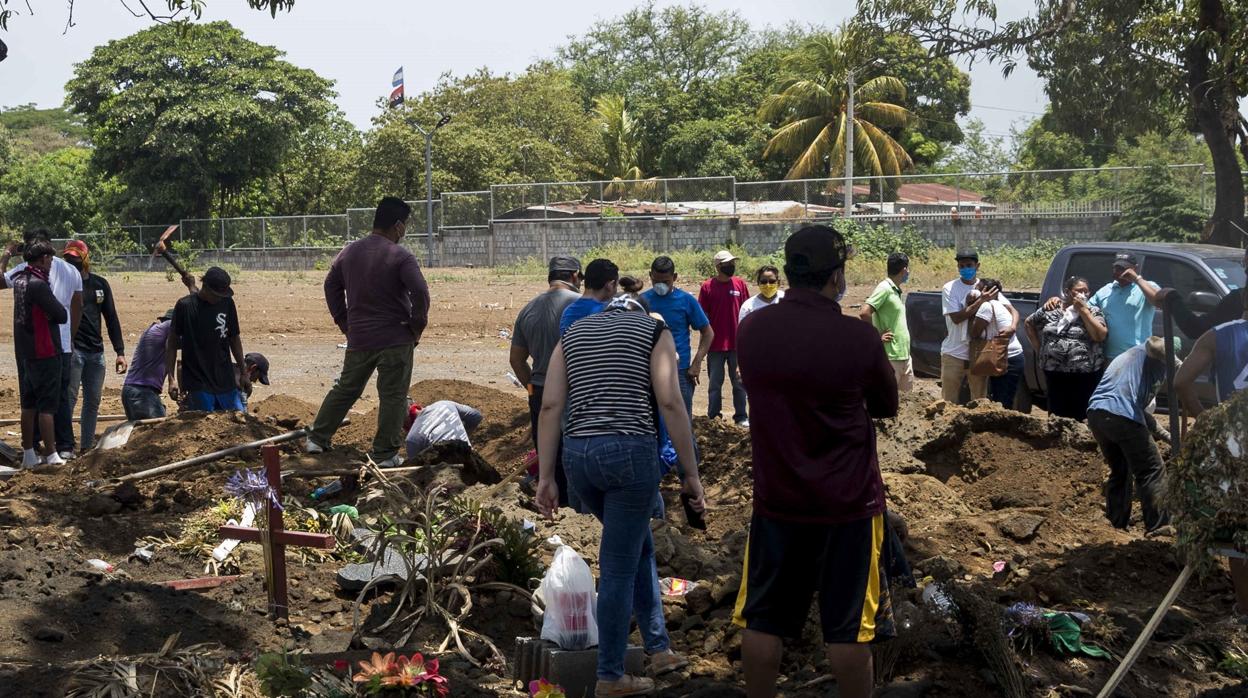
[969, 103, 1048, 116]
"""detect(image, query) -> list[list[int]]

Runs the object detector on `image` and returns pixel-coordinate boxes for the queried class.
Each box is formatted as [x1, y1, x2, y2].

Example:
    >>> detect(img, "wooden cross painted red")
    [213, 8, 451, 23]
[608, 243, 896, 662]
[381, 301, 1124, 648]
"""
[218, 445, 335, 619]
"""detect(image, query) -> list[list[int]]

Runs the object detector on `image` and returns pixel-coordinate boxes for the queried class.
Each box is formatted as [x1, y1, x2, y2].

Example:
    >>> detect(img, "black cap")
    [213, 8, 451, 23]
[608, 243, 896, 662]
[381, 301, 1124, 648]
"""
[245, 352, 270, 385]
[1113, 252, 1139, 268]
[548, 255, 582, 273]
[784, 225, 848, 274]
[202, 267, 234, 297]
[954, 249, 979, 262]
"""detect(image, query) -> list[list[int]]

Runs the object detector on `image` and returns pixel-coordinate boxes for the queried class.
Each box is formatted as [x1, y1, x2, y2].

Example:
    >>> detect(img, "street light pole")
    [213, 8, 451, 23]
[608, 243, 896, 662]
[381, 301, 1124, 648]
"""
[412, 114, 452, 268]
[844, 69, 855, 218]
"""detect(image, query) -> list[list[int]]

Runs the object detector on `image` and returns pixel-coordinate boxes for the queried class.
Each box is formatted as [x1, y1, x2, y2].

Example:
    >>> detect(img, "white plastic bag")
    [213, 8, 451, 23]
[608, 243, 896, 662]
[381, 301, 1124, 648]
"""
[539, 544, 598, 650]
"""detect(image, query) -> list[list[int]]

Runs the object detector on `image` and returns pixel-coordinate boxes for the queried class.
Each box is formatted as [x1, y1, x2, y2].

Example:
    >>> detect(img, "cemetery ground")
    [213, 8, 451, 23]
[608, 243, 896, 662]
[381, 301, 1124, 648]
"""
[0, 271, 1245, 697]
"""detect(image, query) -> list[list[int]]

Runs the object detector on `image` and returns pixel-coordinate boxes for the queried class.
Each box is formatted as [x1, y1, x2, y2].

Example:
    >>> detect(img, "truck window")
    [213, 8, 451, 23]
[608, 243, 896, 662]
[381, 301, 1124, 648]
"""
[1064, 253, 1116, 292]
[1207, 257, 1246, 290]
[1142, 257, 1217, 296]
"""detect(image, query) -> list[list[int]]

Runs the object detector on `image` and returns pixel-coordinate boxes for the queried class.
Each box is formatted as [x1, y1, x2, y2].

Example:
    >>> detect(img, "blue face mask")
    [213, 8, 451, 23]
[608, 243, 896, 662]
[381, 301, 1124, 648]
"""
[901, 272, 910, 284]
[959, 267, 977, 282]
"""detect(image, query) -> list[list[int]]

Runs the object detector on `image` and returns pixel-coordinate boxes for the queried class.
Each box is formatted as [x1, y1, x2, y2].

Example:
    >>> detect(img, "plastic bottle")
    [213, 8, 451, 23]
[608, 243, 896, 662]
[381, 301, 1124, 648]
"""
[309, 480, 343, 500]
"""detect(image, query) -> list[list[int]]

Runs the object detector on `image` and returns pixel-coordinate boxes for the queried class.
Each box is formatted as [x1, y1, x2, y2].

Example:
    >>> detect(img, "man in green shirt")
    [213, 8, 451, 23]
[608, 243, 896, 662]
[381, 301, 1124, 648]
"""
[860, 252, 912, 392]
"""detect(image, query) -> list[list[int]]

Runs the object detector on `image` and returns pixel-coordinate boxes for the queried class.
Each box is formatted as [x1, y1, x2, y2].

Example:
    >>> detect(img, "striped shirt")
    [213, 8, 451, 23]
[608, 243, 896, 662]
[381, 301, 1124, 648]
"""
[561, 309, 665, 438]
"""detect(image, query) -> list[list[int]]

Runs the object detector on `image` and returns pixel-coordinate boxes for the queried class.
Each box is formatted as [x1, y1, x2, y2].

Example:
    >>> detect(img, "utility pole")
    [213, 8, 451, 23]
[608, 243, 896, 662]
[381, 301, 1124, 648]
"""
[411, 114, 452, 267]
[844, 70, 855, 218]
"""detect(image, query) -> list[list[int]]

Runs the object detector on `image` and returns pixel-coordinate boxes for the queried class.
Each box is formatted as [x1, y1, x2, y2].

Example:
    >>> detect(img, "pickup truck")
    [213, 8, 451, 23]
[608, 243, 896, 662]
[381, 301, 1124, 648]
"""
[905, 242, 1247, 410]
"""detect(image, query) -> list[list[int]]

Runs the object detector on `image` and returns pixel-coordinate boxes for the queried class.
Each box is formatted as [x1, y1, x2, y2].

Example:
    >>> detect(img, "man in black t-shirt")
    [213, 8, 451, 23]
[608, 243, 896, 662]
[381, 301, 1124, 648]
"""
[63, 240, 126, 451]
[165, 267, 250, 412]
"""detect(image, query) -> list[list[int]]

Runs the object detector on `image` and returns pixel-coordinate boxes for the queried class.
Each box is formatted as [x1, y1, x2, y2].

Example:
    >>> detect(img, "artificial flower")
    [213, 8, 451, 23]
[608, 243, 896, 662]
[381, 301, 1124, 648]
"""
[353, 651, 397, 683]
[530, 677, 567, 698]
[225, 468, 283, 511]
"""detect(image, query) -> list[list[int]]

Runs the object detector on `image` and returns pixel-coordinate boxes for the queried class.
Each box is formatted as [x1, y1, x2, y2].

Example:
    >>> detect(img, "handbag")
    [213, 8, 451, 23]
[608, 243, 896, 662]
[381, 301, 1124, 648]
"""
[969, 303, 1010, 377]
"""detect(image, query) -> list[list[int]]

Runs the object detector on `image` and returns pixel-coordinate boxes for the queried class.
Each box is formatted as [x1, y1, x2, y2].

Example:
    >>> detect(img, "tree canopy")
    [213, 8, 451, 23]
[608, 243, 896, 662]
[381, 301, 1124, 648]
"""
[65, 20, 334, 222]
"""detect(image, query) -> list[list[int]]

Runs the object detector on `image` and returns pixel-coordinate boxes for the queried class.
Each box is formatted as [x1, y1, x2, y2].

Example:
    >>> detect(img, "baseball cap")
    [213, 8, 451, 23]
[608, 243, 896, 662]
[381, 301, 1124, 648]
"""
[548, 255, 582, 273]
[245, 352, 270, 385]
[202, 267, 234, 297]
[784, 225, 848, 274]
[713, 250, 738, 265]
[954, 249, 979, 262]
[1113, 252, 1139, 268]
[63, 239, 89, 258]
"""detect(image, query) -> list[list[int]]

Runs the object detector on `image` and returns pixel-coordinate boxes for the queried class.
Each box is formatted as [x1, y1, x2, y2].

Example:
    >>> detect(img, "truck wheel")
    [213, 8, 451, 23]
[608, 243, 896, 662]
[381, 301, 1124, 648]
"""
[1014, 388, 1034, 414]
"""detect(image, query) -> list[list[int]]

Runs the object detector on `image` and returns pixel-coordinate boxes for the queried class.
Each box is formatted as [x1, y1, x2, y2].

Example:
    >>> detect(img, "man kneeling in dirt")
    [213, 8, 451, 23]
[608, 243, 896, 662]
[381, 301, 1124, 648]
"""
[165, 267, 252, 412]
[404, 400, 483, 461]
[734, 225, 899, 698]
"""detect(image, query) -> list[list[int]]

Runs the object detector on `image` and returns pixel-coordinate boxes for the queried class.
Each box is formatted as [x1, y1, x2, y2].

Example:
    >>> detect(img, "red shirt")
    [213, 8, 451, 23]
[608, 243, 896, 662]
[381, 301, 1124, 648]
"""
[737, 288, 898, 524]
[699, 276, 749, 352]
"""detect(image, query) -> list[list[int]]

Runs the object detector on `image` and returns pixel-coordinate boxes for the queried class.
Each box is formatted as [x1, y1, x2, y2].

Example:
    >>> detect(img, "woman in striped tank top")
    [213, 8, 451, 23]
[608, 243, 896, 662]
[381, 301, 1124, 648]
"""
[537, 294, 706, 697]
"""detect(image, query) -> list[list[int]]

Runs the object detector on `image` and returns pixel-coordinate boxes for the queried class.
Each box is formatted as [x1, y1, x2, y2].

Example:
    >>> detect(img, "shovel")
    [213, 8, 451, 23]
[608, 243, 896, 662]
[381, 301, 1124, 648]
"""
[97, 418, 167, 451]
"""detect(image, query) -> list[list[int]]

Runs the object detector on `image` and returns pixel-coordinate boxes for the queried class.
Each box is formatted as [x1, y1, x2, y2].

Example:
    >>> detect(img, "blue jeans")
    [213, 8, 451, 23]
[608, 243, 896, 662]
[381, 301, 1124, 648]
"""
[562, 434, 669, 681]
[122, 385, 166, 421]
[68, 350, 107, 451]
[989, 353, 1026, 410]
[678, 369, 695, 417]
[54, 353, 73, 451]
[186, 389, 246, 412]
[706, 350, 747, 423]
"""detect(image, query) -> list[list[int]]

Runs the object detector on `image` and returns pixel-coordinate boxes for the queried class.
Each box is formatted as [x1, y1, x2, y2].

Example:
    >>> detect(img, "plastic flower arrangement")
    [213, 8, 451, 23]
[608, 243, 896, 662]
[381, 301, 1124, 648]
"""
[353, 652, 449, 696]
[530, 678, 567, 698]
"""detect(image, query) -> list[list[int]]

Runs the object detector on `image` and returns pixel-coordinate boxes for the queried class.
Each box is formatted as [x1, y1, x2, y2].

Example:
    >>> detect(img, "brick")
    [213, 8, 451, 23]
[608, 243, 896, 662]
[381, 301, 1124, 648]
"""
[512, 637, 644, 698]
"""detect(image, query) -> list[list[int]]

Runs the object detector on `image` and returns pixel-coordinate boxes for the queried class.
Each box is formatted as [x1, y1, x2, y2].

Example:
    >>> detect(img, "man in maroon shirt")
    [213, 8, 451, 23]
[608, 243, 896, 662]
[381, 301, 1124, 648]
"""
[698, 250, 750, 426]
[733, 225, 898, 698]
[306, 197, 431, 467]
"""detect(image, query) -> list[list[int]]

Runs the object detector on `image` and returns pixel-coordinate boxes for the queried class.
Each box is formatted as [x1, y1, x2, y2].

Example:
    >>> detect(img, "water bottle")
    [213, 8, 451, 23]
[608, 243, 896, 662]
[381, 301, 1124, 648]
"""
[309, 480, 343, 500]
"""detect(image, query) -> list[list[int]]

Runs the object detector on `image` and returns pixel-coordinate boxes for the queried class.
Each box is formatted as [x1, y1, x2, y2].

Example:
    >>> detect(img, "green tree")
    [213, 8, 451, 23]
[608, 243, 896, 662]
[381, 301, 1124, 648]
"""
[935, 118, 1010, 174]
[659, 115, 767, 180]
[0, 105, 87, 157]
[760, 33, 915, 181]
[0, 0, 294, 32]
[0, 123, 12, 179]
[558, 1, 751, 106]
[255, 111, 364, 216]
[65, 21, 334, 222]
[855, 0, 1248, 247]
[591, 95, 644, 180]
[359, 66, 601, 201]
[1111, 162, 1206, 242]
[0, 147, 101, 234]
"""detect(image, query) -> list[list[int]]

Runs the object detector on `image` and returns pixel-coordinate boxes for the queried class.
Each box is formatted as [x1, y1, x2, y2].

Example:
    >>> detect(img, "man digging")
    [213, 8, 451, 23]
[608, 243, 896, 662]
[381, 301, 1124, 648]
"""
[165, 267, 251, 412]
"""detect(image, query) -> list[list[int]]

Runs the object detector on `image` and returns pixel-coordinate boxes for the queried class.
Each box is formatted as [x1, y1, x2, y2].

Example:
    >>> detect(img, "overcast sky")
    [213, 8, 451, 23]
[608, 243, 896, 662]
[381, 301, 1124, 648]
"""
[0, 0, 1048, 143]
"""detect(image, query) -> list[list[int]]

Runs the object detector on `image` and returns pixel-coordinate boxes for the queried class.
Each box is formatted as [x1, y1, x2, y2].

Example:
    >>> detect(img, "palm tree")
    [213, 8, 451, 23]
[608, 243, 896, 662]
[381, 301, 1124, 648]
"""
[759, 34, 914, 182]
[592, 94, 644, 181]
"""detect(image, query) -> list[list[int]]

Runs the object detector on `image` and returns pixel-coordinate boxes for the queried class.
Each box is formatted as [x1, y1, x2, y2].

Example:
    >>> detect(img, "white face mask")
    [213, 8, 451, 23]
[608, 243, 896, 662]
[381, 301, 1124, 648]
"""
[653, 282, 672, 297]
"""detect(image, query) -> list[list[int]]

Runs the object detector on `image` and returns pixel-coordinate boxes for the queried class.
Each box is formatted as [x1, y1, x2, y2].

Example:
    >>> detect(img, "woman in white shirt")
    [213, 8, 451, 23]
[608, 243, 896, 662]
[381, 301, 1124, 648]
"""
[738, 265, 784, 322]
[970, 278, 1024, 409]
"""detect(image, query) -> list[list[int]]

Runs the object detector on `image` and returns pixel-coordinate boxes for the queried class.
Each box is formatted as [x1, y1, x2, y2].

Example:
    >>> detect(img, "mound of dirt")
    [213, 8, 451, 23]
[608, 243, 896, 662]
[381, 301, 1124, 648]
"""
[250, 393, 319, 429]
[73, 411, 288, 478]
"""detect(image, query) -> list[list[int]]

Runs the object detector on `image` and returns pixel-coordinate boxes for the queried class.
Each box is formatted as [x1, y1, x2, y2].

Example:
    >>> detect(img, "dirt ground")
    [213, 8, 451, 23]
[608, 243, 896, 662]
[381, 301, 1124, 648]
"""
[0, 270, 1244, 697]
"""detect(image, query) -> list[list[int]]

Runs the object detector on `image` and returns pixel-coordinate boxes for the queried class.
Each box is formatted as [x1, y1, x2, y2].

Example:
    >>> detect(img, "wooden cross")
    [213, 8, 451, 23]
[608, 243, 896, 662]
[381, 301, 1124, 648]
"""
[218, 445, 335, 619]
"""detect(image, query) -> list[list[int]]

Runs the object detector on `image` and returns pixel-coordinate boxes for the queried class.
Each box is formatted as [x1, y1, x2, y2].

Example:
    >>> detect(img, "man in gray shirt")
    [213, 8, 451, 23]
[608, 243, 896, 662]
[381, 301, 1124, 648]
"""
[510, 255, 581, 438]
[509, 255, 581, 505]
[405, 400, 484, 459]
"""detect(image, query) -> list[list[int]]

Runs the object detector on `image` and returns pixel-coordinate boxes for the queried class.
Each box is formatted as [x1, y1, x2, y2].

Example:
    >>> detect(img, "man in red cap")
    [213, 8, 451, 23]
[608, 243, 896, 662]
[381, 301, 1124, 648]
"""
[62, 240, 127, 452]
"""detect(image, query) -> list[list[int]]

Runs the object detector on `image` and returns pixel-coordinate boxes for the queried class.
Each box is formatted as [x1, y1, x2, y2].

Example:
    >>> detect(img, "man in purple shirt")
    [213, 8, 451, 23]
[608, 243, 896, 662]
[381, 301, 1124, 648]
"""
[306, 197, 431, 467]
[734, 225, 898, 698]
[121, 307, 175, 420]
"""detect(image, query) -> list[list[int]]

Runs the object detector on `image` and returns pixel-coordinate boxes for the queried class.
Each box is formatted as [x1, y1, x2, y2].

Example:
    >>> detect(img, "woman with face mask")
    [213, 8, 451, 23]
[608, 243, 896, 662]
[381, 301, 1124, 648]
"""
[738, 265, 785, 323]
[1025, 275, 1109, 420]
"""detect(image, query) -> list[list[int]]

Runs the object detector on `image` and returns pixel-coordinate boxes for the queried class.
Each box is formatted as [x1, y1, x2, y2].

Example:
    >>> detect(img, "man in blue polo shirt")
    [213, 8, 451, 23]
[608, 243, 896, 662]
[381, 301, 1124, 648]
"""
[642, 256, 714, 417]
[1090, 252, 1162, 360]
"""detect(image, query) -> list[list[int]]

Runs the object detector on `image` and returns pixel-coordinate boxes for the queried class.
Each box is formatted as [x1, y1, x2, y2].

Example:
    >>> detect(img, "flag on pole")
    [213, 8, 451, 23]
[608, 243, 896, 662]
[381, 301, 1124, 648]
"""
[389, 66, 405, 108]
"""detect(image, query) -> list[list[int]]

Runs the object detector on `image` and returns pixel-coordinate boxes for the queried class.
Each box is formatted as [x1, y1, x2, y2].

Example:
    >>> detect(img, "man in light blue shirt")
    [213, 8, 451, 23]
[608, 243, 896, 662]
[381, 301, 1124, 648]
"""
[1086, 336, 1179, 533]
[1089, 252, 1162, 360]
[641, 256, 714, 416]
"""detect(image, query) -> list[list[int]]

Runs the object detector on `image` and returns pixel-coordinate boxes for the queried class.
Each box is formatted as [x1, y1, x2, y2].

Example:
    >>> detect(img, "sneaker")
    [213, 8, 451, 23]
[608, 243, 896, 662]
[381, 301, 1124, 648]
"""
[44, 452, 65, 466]
[594, 675, 654, 697]
[737, 419, 750, 428]
[57, 450, 75, 461]
[372, 453, 403, 469]
[647, 650, 689, 676]
[304, 437, 325, 454]
[20, 450, 39, 469]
